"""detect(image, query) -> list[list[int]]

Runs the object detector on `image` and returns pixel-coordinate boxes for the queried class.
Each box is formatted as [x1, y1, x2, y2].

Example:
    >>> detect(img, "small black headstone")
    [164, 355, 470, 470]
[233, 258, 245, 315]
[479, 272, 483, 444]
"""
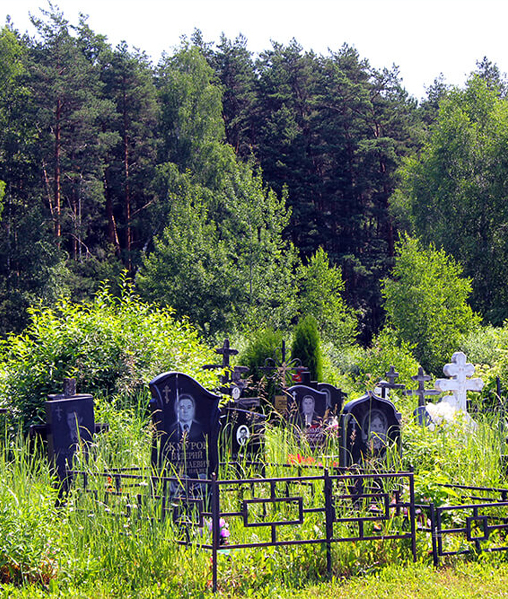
[46, 390, 94, 484]
[287, 384, 329, 447]
[149, 372, 221, 487]
[317, 382, 346, 415]
[340, 391, 401, 466]
[220, 404, 266, 463]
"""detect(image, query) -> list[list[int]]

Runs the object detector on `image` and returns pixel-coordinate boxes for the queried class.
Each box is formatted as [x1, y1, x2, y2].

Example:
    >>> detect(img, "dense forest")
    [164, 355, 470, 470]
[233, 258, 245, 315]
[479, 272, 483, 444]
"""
[1, 5, 507, 352]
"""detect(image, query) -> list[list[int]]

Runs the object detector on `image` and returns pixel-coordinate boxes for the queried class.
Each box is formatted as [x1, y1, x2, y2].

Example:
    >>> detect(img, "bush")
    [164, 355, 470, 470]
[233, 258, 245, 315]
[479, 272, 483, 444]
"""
[0, 279, 219, 426]
[382, 235, 480, 374]
[239, 328, 284, 383]
[291, 315, 323, 382]
[355, 327, 421, 393]
[297, 247, 357, 345]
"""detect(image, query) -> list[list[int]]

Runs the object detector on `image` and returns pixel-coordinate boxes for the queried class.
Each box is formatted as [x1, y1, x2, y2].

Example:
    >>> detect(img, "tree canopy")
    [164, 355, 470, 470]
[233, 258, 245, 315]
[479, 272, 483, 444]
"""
[0, 7, 506, 351]
[381, 235, 480, 374]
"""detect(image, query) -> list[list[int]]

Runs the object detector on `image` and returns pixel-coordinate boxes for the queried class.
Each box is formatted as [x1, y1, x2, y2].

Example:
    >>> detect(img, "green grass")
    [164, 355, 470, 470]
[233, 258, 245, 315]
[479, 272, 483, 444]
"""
[0, 403, 508, 597]
[3, 561, 508, 597]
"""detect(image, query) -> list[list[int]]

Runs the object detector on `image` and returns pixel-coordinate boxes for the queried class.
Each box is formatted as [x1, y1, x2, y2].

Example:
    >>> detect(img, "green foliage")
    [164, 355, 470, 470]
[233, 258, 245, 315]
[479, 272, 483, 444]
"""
[355, 326, 420, 390]
[460, 324, 508, 368]
[138, 177, 236, 336]
[382, 235, 480, 374]
[459, 321, 508, 410]
[140, 156, 299, 337]
[0, 438, 60, 586]
[239, 327, 284, 386]
[0, 278, 219, 426]
[291, 315, 323, 382]
[297, 247, 357, 346]
[157, 43, 231, 188]
[401, 415, 506, 490]
[393, 75, 508, 324]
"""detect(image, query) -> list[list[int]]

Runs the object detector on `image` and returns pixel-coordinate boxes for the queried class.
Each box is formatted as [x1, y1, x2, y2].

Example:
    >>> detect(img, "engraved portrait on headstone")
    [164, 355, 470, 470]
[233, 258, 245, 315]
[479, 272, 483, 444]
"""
[340, 391, 401, 466]
[361, 408, 388, 452]
[149, 372, 221, 486]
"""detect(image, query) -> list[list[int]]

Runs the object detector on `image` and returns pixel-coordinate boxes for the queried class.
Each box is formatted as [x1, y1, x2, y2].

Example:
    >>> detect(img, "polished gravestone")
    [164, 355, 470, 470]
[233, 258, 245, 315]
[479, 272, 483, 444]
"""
[45, 379, 95, 484]
[219, 401, 266, 464]
[340, 391, 401, 466]
[287, 384, 329, 447]
[149, 372, 221, 486]
[317, 382, 346, 415]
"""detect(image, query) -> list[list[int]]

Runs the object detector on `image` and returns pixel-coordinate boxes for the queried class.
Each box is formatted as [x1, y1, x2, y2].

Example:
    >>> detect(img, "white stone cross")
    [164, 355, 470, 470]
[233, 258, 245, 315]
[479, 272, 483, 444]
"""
[434, 351, 483, 411]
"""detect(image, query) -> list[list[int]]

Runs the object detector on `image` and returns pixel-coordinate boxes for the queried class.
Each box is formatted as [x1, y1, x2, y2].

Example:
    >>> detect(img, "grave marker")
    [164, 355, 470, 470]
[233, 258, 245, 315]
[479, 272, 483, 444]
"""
[340, 391, 401, 466]
[434, 351, 484, 412]
[203, 338, 250, 399]
[149, 372, 221, 488]
[377, 366, 405, 399]
[287, 384, 329, 448]
[45, 379, 95, 485]
[220, 403, 266, 464]
[317, 382, 346, 415]
[405, 366, 441, 425]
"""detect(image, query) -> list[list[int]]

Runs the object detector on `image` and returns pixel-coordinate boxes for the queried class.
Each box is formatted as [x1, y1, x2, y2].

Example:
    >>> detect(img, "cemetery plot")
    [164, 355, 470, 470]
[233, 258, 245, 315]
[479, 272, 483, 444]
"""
[65, 467, 416, 592]
[327, 471, 415, 546]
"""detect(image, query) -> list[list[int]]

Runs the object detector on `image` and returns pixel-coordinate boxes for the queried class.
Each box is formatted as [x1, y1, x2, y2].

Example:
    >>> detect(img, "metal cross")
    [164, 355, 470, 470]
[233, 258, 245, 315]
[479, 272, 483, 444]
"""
[260, 340, 302, 390]
[406, 366, 440, 407]
[377, 366, 405, 398]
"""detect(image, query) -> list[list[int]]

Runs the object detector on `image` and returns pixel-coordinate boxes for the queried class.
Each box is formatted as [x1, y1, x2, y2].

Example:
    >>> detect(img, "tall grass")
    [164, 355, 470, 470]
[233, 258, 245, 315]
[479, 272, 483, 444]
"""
[0, 399, 507, 596]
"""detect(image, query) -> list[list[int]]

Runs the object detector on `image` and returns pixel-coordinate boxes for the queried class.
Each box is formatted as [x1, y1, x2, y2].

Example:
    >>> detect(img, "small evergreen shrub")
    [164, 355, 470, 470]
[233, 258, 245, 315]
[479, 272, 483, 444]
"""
[291, 314, 323, 382]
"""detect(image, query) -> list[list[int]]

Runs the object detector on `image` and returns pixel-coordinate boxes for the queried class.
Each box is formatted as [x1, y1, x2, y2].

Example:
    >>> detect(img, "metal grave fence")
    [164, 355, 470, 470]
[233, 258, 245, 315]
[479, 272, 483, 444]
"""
[69, 467, 417, 592]
[418, 483, 508, 565]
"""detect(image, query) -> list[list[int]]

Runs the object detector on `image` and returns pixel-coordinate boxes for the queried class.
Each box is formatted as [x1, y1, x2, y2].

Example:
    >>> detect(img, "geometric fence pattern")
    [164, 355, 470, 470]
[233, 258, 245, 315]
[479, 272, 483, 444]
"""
[418, 483, 508, 566]
[70, 468, 416, 591]
[68, 470, 508, 591]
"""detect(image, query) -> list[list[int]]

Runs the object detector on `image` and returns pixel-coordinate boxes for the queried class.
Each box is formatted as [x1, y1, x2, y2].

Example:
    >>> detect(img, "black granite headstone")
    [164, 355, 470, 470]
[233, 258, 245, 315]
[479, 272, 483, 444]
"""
[220, 404, 266, 463]
[149, 372, 221, 485]
[45, 392, 95, 483]
[287, 385, 328, 426]
[287, 384, 329, 447]
[317, 382, 346, 415]
[340, 391, 401, 466]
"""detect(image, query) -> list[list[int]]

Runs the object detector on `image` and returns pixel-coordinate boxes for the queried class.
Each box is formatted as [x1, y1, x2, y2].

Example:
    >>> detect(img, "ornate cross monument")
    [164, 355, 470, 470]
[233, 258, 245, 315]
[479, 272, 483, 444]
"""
[434, 351, 484, 411]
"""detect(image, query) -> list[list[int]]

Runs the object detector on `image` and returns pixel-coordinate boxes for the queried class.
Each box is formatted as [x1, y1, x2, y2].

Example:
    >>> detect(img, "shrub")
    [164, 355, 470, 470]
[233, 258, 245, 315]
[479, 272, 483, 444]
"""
[355, 327, 421, 393]
[0, 279, 219, 426]
[291, 315, 323, 382]
[381, 235, 480, 374]
[297, 247, 357, 345]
